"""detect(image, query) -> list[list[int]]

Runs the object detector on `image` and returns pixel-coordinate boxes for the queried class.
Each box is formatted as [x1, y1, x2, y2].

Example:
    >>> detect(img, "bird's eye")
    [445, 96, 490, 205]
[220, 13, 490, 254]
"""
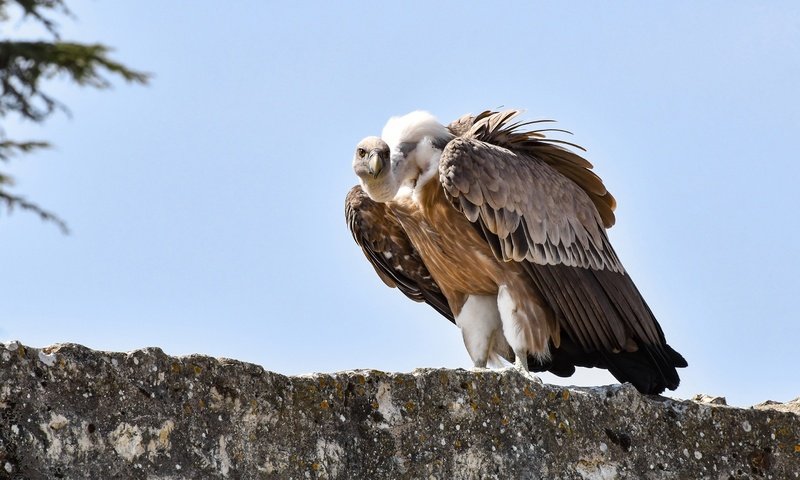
[357, 148, 366, 157]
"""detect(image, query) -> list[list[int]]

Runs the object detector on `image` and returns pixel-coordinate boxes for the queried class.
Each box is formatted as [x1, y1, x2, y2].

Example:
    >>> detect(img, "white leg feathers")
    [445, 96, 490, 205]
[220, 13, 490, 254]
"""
[456, 288, 549, 380]
[455, 295, 508, 368]
[497, 285, 550, 375]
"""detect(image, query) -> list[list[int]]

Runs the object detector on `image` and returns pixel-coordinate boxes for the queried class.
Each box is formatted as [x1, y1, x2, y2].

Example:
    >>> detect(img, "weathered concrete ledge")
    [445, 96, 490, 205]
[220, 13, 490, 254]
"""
[1, 342, 798, 479]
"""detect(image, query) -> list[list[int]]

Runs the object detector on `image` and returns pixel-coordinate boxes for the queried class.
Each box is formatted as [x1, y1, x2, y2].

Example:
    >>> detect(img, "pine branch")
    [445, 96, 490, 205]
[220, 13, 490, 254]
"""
[0, 188, 69, 233]
[0, 139, 50, 160]
[0, 0, 71, 37]
[0, 41, 150, 121]
[0, 1, 149, 233]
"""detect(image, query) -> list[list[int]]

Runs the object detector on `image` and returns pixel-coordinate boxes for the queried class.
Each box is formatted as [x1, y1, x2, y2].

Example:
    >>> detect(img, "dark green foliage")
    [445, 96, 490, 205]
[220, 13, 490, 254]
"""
[0, 0, 149, 233]
[0, 0, 70, 36]
[0, 41, 149, 121]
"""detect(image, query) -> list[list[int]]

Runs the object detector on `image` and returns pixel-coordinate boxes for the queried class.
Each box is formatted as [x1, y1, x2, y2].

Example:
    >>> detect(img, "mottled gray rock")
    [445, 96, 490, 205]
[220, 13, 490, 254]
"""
[1, 342, 798, 479]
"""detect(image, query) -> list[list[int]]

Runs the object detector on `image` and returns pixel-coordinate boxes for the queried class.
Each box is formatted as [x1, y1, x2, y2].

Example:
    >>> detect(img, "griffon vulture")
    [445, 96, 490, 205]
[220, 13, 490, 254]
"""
[345, 110, 686, 394]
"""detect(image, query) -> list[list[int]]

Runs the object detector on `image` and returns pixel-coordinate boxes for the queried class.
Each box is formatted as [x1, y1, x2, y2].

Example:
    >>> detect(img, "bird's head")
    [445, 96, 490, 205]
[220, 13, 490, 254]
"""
[353, 111, 453, 203]
[353, 136, 395, 202]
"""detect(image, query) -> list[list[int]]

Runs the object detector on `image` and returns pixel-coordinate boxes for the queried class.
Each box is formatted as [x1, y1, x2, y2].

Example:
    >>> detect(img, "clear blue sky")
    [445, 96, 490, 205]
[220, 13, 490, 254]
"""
[2, 1, 798, 407]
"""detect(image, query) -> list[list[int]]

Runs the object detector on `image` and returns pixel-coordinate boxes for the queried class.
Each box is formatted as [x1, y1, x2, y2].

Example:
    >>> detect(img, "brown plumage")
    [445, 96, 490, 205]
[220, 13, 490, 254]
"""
[346, 109, 686, 394]
[345, 186, 453, 322]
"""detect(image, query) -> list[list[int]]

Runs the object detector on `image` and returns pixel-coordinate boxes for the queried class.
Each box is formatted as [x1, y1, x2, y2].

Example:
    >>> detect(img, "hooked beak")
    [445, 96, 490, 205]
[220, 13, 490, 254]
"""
[367, 151, 383, 178]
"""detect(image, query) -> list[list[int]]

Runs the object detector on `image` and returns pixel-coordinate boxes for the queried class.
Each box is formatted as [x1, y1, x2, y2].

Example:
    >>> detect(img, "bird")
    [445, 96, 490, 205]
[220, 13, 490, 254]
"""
[345, 109, 687, 394]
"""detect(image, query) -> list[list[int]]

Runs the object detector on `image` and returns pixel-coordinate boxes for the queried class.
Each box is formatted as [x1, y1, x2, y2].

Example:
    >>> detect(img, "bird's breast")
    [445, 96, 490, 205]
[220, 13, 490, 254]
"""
[389, 189, 509, 300]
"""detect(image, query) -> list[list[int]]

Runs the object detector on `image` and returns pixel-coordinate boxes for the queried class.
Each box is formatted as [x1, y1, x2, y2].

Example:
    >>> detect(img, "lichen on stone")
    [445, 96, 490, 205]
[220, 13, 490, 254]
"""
[0, 341, 798, 479]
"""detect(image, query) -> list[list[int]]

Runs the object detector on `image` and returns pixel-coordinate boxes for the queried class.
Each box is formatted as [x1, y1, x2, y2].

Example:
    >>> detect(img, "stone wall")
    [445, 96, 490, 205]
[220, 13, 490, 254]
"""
[1, 342, 798, 479]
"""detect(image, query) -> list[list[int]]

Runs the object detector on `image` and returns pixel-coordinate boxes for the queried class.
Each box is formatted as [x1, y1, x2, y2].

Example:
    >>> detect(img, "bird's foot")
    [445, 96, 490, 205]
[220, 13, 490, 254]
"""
[502, 354, 541, 383]
[469, 357, 489, 372]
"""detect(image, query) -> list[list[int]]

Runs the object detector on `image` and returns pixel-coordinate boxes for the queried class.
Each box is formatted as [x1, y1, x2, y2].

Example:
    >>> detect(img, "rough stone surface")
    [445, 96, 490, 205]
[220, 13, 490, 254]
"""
[1, 342, 798, 479]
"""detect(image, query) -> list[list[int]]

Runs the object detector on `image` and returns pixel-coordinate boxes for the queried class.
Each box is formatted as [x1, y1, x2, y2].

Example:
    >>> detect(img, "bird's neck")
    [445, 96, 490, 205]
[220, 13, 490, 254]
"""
[413, 141, 442, 194]
[393, 140, 442, 206]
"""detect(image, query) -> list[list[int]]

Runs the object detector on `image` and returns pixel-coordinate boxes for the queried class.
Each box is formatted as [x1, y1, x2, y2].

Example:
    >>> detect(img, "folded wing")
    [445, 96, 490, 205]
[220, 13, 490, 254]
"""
[345, 185, 454, 323]
[440, 111, 686, 393]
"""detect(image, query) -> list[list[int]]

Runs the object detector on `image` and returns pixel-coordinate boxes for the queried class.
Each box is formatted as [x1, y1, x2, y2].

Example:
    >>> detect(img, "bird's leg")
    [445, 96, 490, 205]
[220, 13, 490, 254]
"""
[460, 324, 492, 369]
[500, 351, 541, 383]
[497, 285, 544, 383]
[455, 295, 502, 370]
[514, 350, 529, 372]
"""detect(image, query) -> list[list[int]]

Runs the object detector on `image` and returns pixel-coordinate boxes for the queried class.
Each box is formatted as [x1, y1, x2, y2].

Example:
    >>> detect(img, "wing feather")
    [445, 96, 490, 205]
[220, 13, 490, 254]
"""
[440, 136, 622, 272]
[346, 186, 454, 323]
[440, 110, 685, 392]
